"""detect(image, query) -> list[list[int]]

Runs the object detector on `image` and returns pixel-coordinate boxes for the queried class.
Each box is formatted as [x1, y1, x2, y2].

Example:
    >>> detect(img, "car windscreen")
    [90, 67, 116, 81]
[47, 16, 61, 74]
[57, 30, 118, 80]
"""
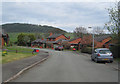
[99, 50, 111, 54]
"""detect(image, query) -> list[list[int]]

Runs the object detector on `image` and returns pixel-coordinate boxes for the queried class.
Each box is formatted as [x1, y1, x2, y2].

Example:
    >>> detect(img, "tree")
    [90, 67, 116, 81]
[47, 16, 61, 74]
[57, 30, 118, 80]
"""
[17, 33, 26, 46]
[28, 34, 36, 42]
[105, 2, 120, 58]
[80, 35, 93, 47]
[23, 36, 30, 46]
[17, 33, 35, 46]
[104, 3, 119, 37]
[94, 26, 105, 35]
[73, 27, 88, 38]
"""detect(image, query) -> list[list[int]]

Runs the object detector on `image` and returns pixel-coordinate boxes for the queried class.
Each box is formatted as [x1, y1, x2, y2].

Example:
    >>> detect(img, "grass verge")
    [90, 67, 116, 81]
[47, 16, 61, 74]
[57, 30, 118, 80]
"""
[2, 46, 37, 64]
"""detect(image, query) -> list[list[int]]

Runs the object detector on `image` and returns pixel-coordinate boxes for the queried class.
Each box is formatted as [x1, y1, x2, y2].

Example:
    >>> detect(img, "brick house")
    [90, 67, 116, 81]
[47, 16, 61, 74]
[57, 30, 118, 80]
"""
[47, 33, 69, 41]
[94, 35, 112, 48]
[31, 33, 113, 49]
[31, 33, 70, 48]
[68, 37, 82, 50]
[80, 34, 112, 48]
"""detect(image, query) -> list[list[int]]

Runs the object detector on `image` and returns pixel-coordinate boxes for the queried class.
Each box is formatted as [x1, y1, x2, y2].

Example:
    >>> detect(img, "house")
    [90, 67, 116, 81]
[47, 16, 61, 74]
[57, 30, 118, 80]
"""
[79, 34, 112, 48]
[94, 35, 112, 48]
[31, 33, 113, 49]
[31, 33, 70, 48]
[68, 37, 82, 50]
[47, 33, 69, 41]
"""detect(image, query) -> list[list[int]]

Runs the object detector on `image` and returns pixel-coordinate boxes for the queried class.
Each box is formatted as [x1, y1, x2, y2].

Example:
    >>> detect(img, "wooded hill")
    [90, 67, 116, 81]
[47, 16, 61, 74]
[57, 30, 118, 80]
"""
[2, 23, 67, 34]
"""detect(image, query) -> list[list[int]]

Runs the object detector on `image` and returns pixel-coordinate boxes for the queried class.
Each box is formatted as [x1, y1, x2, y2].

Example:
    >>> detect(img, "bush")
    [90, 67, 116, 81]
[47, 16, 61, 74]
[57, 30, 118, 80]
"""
[109, 44, 119, 58]
[81, 47, 92, 54]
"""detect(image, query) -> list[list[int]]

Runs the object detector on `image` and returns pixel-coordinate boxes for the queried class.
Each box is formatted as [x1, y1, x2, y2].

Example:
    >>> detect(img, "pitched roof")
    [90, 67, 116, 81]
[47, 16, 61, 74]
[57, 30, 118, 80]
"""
[42, 39, 47, 43]
[55, 39, 68, 43]
[47, 34, 63, 39]
[68, 37, 81, 42]
[32, 39, 47, 43]
[94, 34, 111, 42]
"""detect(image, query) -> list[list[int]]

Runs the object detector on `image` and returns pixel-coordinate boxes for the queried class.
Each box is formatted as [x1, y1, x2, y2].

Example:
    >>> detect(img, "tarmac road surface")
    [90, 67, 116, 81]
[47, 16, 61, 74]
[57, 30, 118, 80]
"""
[12, 49, 118, 82]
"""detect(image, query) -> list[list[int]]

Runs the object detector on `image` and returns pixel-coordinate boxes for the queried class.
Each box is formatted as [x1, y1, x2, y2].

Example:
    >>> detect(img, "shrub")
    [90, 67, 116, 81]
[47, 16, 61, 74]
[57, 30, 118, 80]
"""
[81, 47, 92, 54]
[109, 44, 119, 58]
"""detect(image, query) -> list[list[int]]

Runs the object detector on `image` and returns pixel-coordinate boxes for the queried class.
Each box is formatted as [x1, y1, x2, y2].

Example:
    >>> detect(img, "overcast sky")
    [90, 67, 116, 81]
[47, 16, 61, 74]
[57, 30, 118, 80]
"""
[2, 1, 117, 32]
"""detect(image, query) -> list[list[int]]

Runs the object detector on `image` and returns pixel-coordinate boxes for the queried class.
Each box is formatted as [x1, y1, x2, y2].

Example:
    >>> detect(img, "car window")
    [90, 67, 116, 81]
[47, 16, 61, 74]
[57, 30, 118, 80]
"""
[99, 50, 111, 54]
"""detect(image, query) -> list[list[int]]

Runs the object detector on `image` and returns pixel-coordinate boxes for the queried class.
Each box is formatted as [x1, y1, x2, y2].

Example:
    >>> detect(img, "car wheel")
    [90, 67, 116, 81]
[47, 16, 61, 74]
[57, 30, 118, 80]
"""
[95, 58, 98, 63]
[91, 56, 94, 61]
[91, 58, 94, 61]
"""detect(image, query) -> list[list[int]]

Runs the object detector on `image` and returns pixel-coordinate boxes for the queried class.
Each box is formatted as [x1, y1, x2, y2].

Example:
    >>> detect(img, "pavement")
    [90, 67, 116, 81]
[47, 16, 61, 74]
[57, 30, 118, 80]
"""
[2, 50, 49, 82]
[11, 49, 118, 82]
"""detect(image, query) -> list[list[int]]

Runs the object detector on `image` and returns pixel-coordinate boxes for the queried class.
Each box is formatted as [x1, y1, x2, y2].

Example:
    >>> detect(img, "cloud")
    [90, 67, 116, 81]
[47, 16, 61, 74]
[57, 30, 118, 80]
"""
[2, 0, 119, 2]
[2, 2, 116, 32]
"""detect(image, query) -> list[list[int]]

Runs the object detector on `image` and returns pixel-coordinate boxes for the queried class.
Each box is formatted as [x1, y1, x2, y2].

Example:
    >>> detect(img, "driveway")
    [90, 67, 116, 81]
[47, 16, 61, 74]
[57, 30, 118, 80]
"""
[12, 49, 118, 82]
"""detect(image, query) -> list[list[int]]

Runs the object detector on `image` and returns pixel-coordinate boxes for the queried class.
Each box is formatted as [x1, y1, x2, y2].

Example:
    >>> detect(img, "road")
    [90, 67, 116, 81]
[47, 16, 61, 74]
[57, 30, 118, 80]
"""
[12, 49, 118, 82]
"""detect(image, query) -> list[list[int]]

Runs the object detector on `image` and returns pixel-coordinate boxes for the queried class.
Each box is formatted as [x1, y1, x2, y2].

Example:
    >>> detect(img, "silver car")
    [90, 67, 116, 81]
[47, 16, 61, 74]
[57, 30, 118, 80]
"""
[91, 48, 113, 63]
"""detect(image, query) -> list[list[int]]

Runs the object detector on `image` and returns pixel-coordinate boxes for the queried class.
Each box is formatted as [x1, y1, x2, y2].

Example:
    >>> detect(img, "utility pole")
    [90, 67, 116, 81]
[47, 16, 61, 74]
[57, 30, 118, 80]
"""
[88, 27, 94, 54]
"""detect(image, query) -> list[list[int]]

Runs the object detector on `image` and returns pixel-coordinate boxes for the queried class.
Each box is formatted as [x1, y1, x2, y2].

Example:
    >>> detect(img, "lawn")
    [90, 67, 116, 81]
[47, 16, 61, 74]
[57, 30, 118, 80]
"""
[65, 33, 74, 39]
[6, 46, 33, 52]
[2, 46, 37, 64]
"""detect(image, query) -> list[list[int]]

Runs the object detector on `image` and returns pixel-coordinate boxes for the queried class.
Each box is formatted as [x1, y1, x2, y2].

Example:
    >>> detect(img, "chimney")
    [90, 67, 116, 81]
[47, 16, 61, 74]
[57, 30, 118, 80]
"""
[49, 32, 53, 36]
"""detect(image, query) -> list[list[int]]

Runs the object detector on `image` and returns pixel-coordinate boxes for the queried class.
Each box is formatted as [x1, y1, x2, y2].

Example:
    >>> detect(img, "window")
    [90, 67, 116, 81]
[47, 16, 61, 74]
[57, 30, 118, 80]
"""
[99, 50, 111, 54]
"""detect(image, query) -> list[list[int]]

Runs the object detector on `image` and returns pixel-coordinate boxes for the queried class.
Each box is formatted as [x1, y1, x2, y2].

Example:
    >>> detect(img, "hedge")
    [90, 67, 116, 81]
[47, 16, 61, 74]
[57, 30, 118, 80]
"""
[109, 44, 119, 58]
[81, 47, 92, 54]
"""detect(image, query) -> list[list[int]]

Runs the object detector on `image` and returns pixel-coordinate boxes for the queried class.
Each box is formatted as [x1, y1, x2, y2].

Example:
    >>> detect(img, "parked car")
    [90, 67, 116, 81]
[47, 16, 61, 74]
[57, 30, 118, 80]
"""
[73, 48, 76, 51]
[91, 48, 113, 63]
[55, 46, 64, 51]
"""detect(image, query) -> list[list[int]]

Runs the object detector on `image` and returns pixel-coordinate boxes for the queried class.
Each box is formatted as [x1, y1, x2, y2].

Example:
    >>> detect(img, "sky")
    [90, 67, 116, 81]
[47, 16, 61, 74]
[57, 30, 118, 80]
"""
[2, 0, 118, 32]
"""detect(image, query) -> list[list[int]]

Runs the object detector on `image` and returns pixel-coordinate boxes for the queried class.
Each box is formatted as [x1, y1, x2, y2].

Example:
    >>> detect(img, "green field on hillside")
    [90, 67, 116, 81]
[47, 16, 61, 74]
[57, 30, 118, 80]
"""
[8, 33, 20, 42]
[8, 33, 74, 43]
[65, 33, 74, 39]
[8, 33, 45, 43]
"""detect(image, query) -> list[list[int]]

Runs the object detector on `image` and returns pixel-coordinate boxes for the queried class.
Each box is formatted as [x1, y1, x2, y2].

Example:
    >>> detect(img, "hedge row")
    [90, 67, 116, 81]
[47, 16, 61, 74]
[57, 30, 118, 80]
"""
[109, 44, 120, 58]
[81, 47, 92, 54]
